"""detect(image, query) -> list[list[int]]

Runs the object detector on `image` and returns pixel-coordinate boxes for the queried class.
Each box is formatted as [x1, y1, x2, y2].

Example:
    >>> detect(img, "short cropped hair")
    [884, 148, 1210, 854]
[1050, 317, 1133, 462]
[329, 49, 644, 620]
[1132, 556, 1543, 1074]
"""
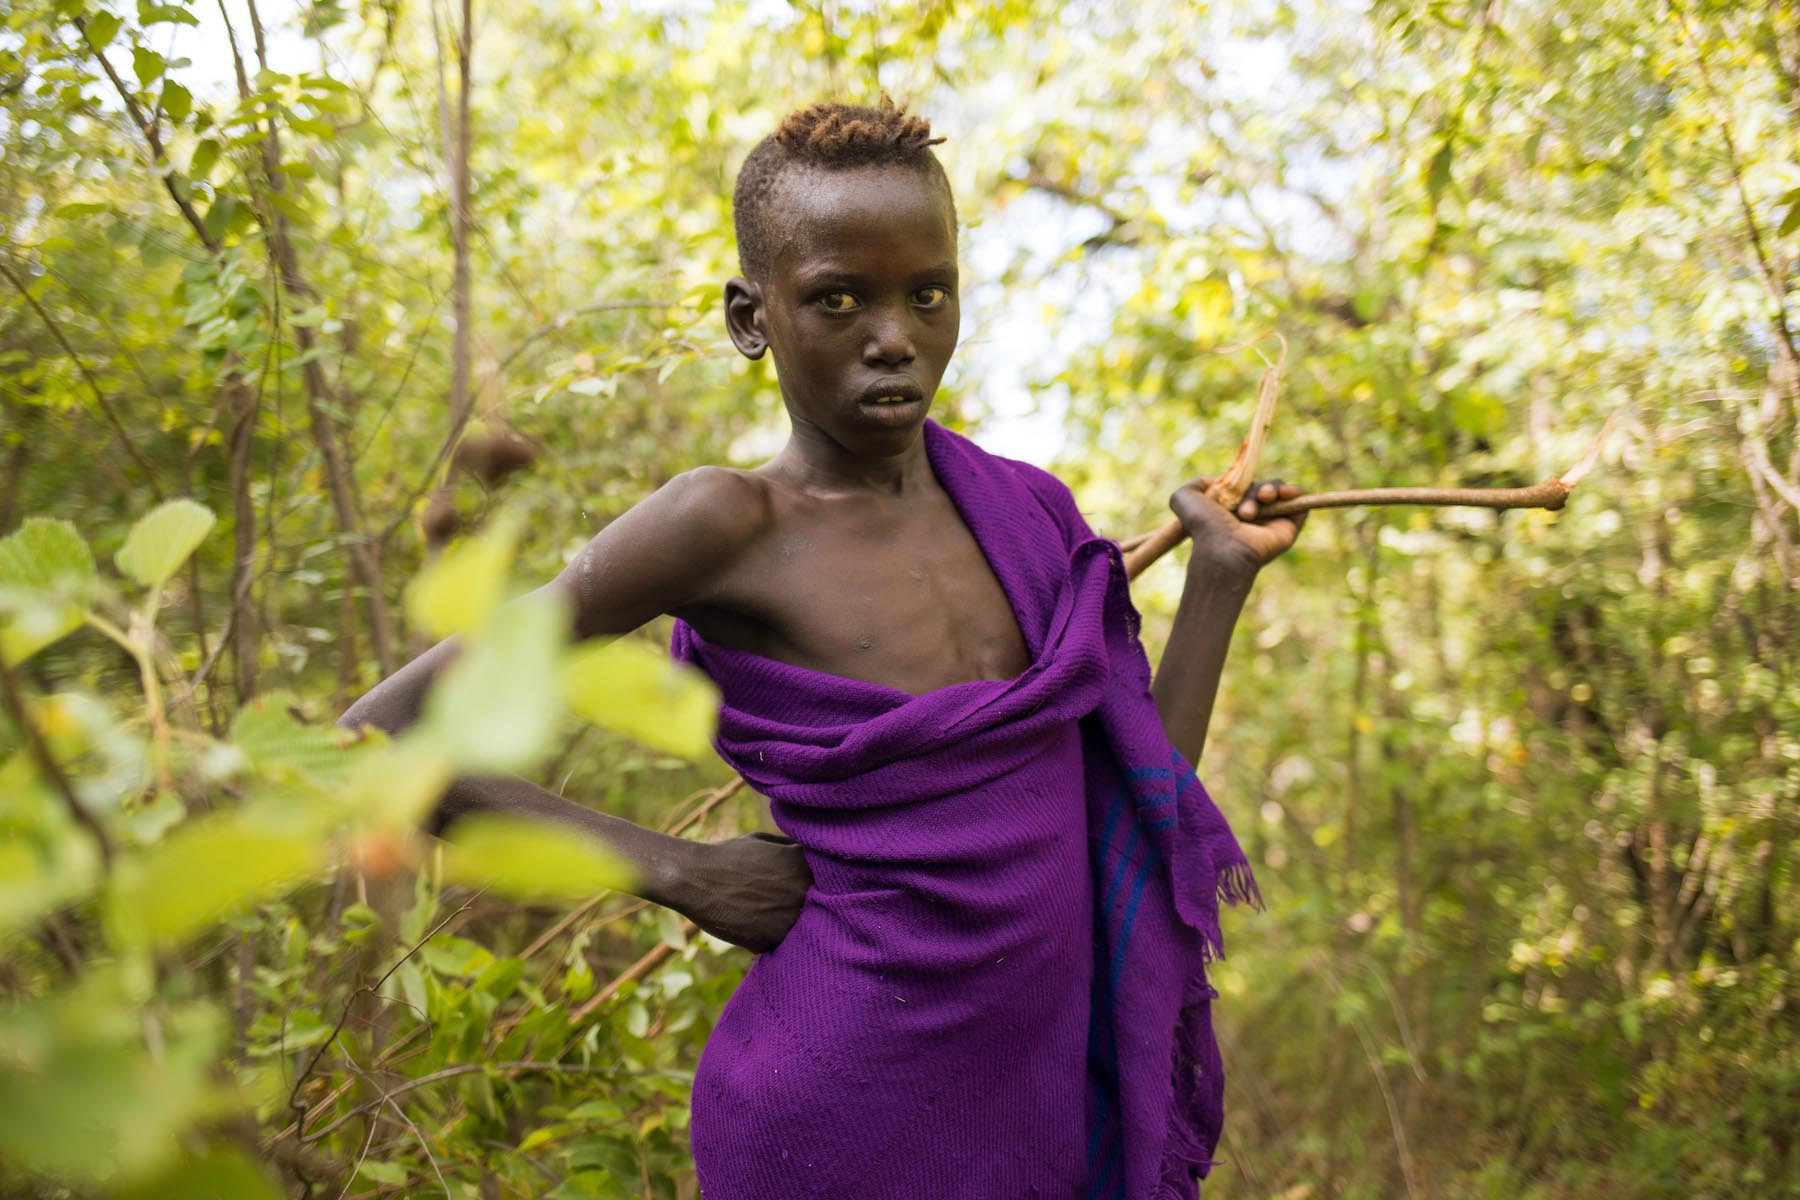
[732, 99, 955, 280]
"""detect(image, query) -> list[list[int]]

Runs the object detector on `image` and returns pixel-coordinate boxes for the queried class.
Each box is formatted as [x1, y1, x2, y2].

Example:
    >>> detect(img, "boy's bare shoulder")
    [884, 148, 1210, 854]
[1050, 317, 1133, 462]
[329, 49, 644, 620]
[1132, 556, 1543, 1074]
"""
[655, 464, 777, 538]
[556, 463, 777, 639]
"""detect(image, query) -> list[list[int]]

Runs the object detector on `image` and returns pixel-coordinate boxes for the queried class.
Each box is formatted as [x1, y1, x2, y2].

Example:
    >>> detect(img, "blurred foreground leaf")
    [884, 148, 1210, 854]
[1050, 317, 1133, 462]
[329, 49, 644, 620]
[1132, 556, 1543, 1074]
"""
[106, 809, 326, 951]
[561, 639, 718, 760]
[424, 590, 568, 772]
[0, 517, 95, 662]
[441, 814, 636, 900]
[0, 979, 223, 1183]
[113, 1146, 282, 1200]
[406, 513, 520, 638]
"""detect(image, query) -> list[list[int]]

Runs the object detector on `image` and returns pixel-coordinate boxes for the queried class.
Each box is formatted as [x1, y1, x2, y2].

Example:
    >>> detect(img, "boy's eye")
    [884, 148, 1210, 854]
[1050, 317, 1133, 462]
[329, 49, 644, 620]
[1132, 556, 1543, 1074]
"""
[819, 292, 861, 312]
[914, 286, 950, 308]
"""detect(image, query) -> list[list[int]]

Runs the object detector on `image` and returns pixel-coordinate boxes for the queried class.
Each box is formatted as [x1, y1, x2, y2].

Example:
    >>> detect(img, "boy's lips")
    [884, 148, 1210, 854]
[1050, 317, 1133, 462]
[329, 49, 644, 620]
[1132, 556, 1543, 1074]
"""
[855, 378, 927, 427]
[857, 378, 924, 407]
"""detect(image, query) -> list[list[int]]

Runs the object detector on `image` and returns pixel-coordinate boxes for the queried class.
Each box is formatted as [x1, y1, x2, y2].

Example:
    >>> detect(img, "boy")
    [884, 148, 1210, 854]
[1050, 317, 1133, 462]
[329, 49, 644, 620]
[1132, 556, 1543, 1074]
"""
[341, 100, 1304, 1198]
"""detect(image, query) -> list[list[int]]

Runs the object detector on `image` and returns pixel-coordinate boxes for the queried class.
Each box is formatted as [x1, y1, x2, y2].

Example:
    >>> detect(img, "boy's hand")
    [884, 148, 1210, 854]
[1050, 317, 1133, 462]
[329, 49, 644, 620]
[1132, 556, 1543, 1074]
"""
[678, 832, 813, 953]
[1170, 477, 1309, 574]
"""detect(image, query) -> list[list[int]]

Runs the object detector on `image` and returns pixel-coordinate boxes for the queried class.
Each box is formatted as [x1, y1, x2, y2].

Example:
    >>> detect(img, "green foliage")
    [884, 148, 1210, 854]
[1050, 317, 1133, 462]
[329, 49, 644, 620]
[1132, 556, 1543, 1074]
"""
[0, 500, 715, 1195]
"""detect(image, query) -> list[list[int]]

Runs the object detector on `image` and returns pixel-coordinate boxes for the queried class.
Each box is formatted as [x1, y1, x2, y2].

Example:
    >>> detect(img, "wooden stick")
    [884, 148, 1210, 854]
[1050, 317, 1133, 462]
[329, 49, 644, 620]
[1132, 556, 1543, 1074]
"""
[1122, 413, 1615, 580]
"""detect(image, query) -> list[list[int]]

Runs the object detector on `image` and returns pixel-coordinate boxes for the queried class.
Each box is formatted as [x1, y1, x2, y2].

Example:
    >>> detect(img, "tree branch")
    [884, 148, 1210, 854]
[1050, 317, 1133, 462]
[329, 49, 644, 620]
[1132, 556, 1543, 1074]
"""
[75, 23, 218, 253]
[0, 257, 166, 501]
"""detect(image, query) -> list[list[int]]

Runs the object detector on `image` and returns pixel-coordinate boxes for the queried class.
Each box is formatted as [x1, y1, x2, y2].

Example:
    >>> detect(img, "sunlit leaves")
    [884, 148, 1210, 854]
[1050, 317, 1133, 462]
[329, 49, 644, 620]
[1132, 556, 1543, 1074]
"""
[406, 512, 521, 638]
[441, 815, 636, 900]
[562, 639, 718, 760]
[113, 499, 215, 590]
[82, 12, 122, 50]
[0, 517, 95, 661]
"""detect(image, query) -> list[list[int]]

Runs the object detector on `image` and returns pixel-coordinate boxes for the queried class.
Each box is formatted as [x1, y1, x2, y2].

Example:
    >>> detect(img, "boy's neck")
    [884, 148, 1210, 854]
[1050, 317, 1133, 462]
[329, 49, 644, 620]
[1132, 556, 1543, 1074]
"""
[765, 419, 936, 497]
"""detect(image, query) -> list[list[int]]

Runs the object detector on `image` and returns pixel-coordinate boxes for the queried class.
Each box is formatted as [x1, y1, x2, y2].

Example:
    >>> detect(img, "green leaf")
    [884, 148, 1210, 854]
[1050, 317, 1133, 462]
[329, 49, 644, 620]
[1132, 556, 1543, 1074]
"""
[1426, 137, 1454, 205]
[114, 499, 215, 589]
[0, 517, 96, 662]
[106, 808, 324, 951]
[188, 137, 219, 179]
[201, 194, 237, 242]
[1771, 193, 1800, 237]
[132, 44, 164, 86]
[137, 0, 200, 25]
[561, 639, 718, 760]
[353, 1160, 410, 1187]
[441, 815, 635, 901]
[161, 79, 192, 124]
[474, 956, 525, 999]
[230, 694, 360, 788]
[405, 512, 520, 638]
[83, 13, 122, 50]
[423, 590, 568, 772]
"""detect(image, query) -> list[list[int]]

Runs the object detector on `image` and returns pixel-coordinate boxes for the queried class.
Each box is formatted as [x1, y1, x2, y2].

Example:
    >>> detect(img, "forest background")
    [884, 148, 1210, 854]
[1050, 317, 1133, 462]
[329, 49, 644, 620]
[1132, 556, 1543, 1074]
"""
[1, 0, 1796, 1196]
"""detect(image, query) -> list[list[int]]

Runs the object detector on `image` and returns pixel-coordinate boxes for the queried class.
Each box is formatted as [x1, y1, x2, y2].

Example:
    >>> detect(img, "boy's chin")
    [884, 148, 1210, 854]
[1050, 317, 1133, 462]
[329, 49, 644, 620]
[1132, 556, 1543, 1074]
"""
[786, 401, 932, 454]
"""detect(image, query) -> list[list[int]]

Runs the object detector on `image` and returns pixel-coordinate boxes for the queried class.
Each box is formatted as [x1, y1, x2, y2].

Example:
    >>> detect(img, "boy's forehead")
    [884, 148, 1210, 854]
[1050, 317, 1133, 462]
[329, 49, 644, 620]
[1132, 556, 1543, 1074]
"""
[770, 163, 957, 264]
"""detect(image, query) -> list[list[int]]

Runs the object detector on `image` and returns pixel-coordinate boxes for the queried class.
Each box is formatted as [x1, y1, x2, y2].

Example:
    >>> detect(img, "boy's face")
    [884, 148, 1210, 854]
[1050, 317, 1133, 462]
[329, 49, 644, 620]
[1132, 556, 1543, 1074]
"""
[727, 162, 960, 458]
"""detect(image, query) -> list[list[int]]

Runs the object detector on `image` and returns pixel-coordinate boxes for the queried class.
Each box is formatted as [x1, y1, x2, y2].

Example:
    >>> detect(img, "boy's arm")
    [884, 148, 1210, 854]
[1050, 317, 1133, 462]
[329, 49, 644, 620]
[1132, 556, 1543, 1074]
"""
[1151, 479, 1307, 768]
[337, 468, 810, 952]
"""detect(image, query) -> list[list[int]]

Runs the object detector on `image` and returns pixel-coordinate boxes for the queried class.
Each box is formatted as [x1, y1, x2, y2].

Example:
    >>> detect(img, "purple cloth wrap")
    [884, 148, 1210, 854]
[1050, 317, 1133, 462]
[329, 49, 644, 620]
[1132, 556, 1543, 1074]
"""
[669, 419, 1261, 1199]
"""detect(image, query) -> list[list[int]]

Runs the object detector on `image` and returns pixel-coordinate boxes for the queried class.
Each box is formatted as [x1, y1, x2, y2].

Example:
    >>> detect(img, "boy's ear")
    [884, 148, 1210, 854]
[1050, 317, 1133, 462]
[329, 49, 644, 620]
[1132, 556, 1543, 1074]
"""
[724, 277, 767, 360]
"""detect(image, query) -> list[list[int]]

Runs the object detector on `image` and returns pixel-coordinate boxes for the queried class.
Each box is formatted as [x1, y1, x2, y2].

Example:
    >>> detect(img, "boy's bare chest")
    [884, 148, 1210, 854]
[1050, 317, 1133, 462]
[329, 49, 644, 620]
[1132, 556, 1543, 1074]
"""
[693, 486, 1032, 697]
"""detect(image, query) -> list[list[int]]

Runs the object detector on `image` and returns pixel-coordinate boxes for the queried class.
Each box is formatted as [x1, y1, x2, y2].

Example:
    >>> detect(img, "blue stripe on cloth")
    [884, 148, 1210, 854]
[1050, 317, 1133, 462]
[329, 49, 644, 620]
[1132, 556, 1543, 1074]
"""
[1089, 1129, 1120, 1199]
[1109, 840, 1158, 991]
[1100, 821, 1142, 917]
[1094, 786, 1127, 867]
[1085, 1088, 1111, 1170]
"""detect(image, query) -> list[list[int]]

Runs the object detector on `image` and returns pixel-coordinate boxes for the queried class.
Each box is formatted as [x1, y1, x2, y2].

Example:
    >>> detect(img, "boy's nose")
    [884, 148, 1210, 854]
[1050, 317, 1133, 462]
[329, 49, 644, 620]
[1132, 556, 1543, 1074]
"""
[862, 310, 916, 367]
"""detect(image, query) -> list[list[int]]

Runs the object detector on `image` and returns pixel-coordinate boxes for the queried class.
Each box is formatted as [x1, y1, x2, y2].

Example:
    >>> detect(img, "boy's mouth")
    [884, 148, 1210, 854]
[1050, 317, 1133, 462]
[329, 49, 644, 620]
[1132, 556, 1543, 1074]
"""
[856, 379, 926, 428]
[857, 378, 925, 409]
